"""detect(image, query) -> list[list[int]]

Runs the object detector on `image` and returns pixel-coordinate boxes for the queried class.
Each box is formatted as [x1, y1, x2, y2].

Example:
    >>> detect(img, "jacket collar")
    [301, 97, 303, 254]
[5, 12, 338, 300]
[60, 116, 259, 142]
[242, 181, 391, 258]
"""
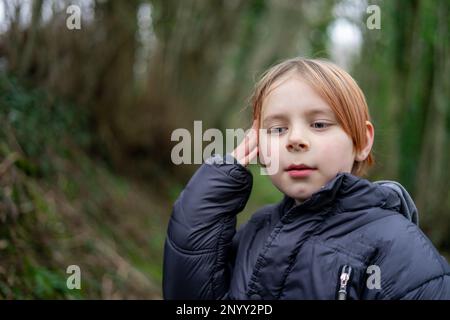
[279, 172, 406, 220]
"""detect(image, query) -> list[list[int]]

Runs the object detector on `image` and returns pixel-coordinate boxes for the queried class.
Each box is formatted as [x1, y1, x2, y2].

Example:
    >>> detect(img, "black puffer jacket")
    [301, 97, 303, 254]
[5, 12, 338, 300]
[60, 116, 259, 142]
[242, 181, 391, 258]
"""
[163, 155, 450, 299]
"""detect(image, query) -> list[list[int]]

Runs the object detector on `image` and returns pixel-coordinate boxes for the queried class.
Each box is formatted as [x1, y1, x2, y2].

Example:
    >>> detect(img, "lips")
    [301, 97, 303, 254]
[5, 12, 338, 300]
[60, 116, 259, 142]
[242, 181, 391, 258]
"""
[286, 164, 315, 171]
[286, 164, 316, 178]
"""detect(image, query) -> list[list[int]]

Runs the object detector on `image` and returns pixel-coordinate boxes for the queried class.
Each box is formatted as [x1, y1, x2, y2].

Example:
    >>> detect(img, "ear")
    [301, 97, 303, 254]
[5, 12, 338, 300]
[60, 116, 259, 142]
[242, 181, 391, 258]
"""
[355, 121, 374, 162]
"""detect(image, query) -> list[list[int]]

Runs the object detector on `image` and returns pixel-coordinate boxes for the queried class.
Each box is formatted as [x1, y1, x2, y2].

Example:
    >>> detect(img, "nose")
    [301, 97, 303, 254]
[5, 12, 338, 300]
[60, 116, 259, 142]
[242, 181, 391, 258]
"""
[286, 127, 310, 152]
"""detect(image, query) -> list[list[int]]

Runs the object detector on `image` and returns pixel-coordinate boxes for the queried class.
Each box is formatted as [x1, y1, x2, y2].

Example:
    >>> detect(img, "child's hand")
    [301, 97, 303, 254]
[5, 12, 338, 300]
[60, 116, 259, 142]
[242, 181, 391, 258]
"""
[231, 120, 259, 167]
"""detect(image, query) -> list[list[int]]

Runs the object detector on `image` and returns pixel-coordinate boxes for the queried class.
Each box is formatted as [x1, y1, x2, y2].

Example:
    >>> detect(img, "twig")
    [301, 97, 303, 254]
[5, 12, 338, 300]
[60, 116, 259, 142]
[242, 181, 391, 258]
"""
[0, 152, 19, 178]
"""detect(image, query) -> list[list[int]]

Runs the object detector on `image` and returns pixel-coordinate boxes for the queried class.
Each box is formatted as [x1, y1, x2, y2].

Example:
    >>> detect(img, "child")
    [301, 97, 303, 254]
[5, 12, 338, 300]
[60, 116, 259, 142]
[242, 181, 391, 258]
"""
[163, 57, 450, 299]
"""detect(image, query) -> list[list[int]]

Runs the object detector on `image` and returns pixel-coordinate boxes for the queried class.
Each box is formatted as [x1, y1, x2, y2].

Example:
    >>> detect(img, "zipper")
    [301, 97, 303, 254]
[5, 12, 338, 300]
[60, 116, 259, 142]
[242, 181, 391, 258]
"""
[337, 265, 352, 300]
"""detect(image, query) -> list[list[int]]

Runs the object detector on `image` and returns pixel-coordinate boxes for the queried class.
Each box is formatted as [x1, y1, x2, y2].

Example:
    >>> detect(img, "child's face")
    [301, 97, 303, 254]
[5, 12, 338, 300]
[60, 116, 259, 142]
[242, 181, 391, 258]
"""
[259, 74, 357, 204]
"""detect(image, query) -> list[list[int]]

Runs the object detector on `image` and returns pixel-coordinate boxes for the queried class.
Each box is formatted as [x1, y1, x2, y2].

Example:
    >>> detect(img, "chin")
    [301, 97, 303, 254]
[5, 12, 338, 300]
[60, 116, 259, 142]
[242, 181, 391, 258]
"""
[285, 188, 313, 201]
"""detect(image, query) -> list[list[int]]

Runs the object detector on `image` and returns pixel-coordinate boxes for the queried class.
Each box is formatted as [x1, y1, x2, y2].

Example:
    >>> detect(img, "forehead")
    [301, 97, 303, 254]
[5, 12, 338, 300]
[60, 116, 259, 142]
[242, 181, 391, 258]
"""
[261, 74, 333, 119]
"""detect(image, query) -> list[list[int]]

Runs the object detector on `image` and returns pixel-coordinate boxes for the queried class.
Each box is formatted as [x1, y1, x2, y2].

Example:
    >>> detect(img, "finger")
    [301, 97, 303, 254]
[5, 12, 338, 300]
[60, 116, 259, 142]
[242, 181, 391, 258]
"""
[235, 135, 249, 163]
[243, 134, 250, 157]
[252, 119, 260, 145]
[243, 146, 258, 167]
[246, 126, 258, 150]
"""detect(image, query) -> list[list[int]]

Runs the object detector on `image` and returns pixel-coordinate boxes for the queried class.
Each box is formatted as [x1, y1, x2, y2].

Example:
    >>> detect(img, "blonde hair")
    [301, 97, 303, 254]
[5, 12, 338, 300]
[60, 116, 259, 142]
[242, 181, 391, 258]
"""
[250, 57, 374, 176]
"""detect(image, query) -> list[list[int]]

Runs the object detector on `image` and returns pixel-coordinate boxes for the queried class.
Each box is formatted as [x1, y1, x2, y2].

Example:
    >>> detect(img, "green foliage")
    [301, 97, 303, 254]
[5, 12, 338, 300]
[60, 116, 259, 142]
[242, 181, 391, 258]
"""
[354, 0, 450, 251]
[0, 75, 164, 299]
[0, 75, 91, 177]
[0, 0, 448, 299]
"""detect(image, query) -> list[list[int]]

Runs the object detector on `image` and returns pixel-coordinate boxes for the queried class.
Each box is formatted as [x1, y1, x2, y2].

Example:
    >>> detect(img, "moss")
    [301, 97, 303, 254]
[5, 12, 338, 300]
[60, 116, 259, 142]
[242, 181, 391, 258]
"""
[0, 75, 164, 299]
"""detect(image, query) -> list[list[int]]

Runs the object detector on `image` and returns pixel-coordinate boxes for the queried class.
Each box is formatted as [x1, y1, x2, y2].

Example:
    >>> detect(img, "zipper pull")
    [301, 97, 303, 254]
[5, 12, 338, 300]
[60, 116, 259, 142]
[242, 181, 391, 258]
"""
[337, 265, 352, 300]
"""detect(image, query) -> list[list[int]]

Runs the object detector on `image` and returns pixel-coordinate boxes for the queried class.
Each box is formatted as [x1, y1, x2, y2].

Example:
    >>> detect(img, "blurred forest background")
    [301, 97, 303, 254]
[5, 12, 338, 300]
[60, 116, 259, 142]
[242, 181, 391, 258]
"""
[0, 0, 448, 299]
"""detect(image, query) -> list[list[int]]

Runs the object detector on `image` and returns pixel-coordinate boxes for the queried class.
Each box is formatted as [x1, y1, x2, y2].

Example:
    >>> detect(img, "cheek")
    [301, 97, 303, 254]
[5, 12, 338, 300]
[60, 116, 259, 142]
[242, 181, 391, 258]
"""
[320, 135, 355, 163]
[258, 135, 280, 160]
[258, 136, 282, 174]
[258, 136, 267, 164]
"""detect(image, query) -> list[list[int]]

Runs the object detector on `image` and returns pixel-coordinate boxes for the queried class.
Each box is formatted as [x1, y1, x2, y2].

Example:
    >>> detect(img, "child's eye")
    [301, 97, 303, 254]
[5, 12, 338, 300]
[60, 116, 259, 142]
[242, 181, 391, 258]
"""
[311, 122, 330, 129]
[267, 127, 287, 135]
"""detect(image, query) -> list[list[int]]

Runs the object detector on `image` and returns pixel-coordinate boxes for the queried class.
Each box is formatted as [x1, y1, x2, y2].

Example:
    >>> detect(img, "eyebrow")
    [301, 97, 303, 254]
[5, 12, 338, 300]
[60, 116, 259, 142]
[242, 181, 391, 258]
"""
[262, 114, 287, 126]
[262, 108, 334, 126]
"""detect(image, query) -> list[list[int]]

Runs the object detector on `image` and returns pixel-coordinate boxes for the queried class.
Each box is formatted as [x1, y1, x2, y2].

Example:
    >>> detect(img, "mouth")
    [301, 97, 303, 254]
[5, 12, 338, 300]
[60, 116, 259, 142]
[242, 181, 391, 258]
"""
[285, 164, 317, 178]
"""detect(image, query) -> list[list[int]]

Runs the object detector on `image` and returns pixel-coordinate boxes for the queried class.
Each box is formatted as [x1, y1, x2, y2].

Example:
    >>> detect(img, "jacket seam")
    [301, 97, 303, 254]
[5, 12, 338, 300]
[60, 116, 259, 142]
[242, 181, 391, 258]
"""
[407, 224, 449, 273]
[210, 216, 235, 299]
[206, 164, 252, 212]
[208, 162, 251, 185]
[167, 235, 220, 255]
[275, 219, 328, 299]
[313, 239, 373, 265]
[174, 198, 230, 253]
[247, 224, 284, 296]
[397, 272, 450, 299]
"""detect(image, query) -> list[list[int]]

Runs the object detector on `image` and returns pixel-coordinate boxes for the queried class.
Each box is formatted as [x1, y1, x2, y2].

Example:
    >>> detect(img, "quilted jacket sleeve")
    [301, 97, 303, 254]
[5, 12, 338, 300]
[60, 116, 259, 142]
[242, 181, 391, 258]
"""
[399, 273, 450, 299]
[361, 214, 450, 300]
[163, 154, 253, 299]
